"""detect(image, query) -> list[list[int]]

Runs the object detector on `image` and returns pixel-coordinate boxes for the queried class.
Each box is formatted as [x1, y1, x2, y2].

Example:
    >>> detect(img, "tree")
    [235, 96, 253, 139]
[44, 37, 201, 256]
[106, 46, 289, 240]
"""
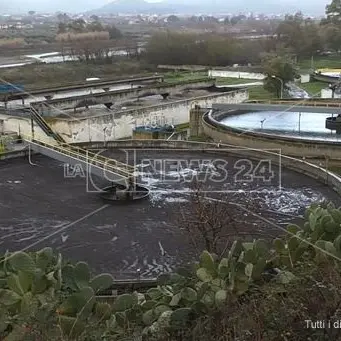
[88, 20, 104, 32]
[107, 25, 122, 39]
[321, 1, 341, 52]
[56, 12, 70, 23]
[276, 13, 303, 57]
[206, 16, 218, 23]
[177, 182, 262, 255]
[145, 32, 200, 65]
[57, 22, 67, 34]
[262, 54, 298, 98]
[301, 20, 322, 57]
[230, 16, 240, 25]
[167, 15, 180, 23]
[276, 12, 322, 60]
[325, 0, 341, 25]
[144, 31, 267, 66]
[323, 24, 341, 52]
[178, 183, 237, 254]
[90, 15, 99, 21]
[67, 19, 86, 33]
[28, 10, 35, 15]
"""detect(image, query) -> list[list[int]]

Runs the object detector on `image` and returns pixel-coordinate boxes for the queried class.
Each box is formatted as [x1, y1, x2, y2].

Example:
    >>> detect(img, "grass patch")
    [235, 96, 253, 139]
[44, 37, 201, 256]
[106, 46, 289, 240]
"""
[175, 122, 189, 131]
[247, 85, 275, 100]
[0, 38, 25, 47]
[164, 71, 260, 86]
[298, 81, 327, 97]
[329, 166, 341, 176]
[1, 61, 154, 90]
[164, 71, 207, 83]
[3, 64, 262, 91]
[298, 56, 341, 72]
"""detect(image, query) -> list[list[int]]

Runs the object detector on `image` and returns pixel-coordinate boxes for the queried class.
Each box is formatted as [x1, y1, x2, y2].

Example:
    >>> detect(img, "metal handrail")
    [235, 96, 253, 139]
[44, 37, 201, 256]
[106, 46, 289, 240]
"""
[30, 106, 65, 143]
[23, 134, 133, 171]
[23, 136, 135, 178]
[30, 78, 215, 106]
[250, 99, 341, 108]
[54, 142, 134, 170]
[66, 144, 136, 171]
[28, 108, 135, 173]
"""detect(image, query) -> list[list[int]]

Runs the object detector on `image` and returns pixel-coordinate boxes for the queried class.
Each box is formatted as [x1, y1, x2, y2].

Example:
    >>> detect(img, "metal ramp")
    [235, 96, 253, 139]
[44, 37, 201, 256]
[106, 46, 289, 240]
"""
[24, 137, 136, 188]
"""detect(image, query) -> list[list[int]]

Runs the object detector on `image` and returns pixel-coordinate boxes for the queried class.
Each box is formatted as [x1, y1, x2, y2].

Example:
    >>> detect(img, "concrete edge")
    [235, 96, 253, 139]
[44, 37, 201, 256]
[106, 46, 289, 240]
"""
[56, 89, 248, 122]
[208, 107, 341, 146]
[3, 139, 341, 197]
[0, 149, 31, 160]
[201, 109, 341, 161]
[70, 139, 341, 197]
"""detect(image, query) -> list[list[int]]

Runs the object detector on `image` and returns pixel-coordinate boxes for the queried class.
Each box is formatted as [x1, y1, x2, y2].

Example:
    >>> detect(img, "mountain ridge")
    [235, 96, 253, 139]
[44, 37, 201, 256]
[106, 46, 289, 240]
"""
[92, 0, 329, 16]
[0, 0, 330, 15]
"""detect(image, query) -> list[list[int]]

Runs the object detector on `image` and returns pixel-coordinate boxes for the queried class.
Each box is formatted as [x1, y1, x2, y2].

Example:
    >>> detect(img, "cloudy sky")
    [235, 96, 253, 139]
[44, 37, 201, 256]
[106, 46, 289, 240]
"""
[1, 0, 331, 15]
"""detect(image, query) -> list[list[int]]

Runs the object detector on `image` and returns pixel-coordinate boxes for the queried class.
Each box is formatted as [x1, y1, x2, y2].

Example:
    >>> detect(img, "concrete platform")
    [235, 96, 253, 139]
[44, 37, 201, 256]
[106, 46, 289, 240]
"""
[0, 149, 340, 279]
[57, 89, 216, 119]
[31, 79, 215, 112]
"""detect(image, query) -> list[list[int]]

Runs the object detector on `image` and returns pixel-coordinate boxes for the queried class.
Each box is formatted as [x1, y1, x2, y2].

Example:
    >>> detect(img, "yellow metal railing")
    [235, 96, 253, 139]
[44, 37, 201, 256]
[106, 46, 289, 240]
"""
[58, 142, 136, 172]
[23, 135, 136, 180]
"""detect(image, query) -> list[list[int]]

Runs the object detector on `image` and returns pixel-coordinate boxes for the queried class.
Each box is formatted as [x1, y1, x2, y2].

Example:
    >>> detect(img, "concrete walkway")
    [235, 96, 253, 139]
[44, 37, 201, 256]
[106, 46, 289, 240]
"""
[216, 81, 263, 88]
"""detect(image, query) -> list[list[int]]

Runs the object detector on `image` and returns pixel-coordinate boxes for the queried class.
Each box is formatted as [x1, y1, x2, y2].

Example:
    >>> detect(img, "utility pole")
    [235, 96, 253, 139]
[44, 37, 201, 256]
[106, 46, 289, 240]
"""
[30, 110, 34, 140]
[311, 55, 314, 71]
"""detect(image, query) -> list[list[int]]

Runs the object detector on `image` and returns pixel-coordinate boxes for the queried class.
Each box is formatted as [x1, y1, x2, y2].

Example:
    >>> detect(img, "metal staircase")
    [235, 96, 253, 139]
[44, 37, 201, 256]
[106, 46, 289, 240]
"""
[26, 107, 137, 189]
[30, 106, 65, 143]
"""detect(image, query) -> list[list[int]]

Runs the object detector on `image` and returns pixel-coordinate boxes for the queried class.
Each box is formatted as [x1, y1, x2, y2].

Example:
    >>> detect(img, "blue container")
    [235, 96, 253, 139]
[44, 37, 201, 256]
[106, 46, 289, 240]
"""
[0, 84, 24, 93]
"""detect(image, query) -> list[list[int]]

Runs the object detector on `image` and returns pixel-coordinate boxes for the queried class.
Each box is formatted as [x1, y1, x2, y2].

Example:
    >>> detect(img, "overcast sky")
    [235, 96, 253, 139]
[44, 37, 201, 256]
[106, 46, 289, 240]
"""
[1, 0, 331, 15]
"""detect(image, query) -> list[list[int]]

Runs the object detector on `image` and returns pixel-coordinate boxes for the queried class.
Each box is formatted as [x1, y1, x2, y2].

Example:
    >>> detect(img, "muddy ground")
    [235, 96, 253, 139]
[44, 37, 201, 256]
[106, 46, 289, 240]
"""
[0, 150, 340, 279]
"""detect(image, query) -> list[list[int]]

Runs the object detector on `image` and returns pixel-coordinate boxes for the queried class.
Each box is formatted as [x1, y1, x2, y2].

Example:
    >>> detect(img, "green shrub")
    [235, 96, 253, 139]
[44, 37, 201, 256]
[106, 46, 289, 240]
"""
[0, 202, 341, 340]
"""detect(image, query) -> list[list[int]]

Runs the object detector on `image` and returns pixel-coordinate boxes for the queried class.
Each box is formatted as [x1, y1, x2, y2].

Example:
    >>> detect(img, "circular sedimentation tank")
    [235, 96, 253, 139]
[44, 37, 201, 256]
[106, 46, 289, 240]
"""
[316, 68, 341, 78]
[217, 109, 341, 142]
[1, 148, 340, 279]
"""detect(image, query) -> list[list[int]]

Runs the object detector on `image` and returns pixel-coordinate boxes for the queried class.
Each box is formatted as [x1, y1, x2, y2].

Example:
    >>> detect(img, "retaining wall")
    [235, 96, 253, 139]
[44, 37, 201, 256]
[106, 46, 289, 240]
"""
[208, 70, 265, 80]
[0, 149, 30, 160]
[1, 90, 247, 144]
[0, 114, 59, 145]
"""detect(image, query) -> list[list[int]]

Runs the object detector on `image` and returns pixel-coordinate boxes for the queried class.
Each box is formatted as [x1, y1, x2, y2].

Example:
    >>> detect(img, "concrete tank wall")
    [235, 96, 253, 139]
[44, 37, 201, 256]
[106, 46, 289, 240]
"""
[208, 70, 265, 80]
[72, 139, 341, 197]
[202, 110, 341, 160]
[0, 114, 56, 144]
[0, 90, 247, 144]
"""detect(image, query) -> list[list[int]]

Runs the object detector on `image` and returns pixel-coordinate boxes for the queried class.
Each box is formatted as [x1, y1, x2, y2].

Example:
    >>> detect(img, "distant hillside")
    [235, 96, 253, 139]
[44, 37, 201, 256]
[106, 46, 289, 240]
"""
[0, 0, 101, 14]
[91, 0, 329, 16]
[90, 0, 193, 14]
[1, 0, 328, 15]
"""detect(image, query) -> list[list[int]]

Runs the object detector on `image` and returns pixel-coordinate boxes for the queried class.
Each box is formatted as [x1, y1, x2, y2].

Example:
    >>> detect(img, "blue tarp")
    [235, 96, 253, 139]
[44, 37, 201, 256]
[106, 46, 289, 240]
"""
[0, 84, 24, 93]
